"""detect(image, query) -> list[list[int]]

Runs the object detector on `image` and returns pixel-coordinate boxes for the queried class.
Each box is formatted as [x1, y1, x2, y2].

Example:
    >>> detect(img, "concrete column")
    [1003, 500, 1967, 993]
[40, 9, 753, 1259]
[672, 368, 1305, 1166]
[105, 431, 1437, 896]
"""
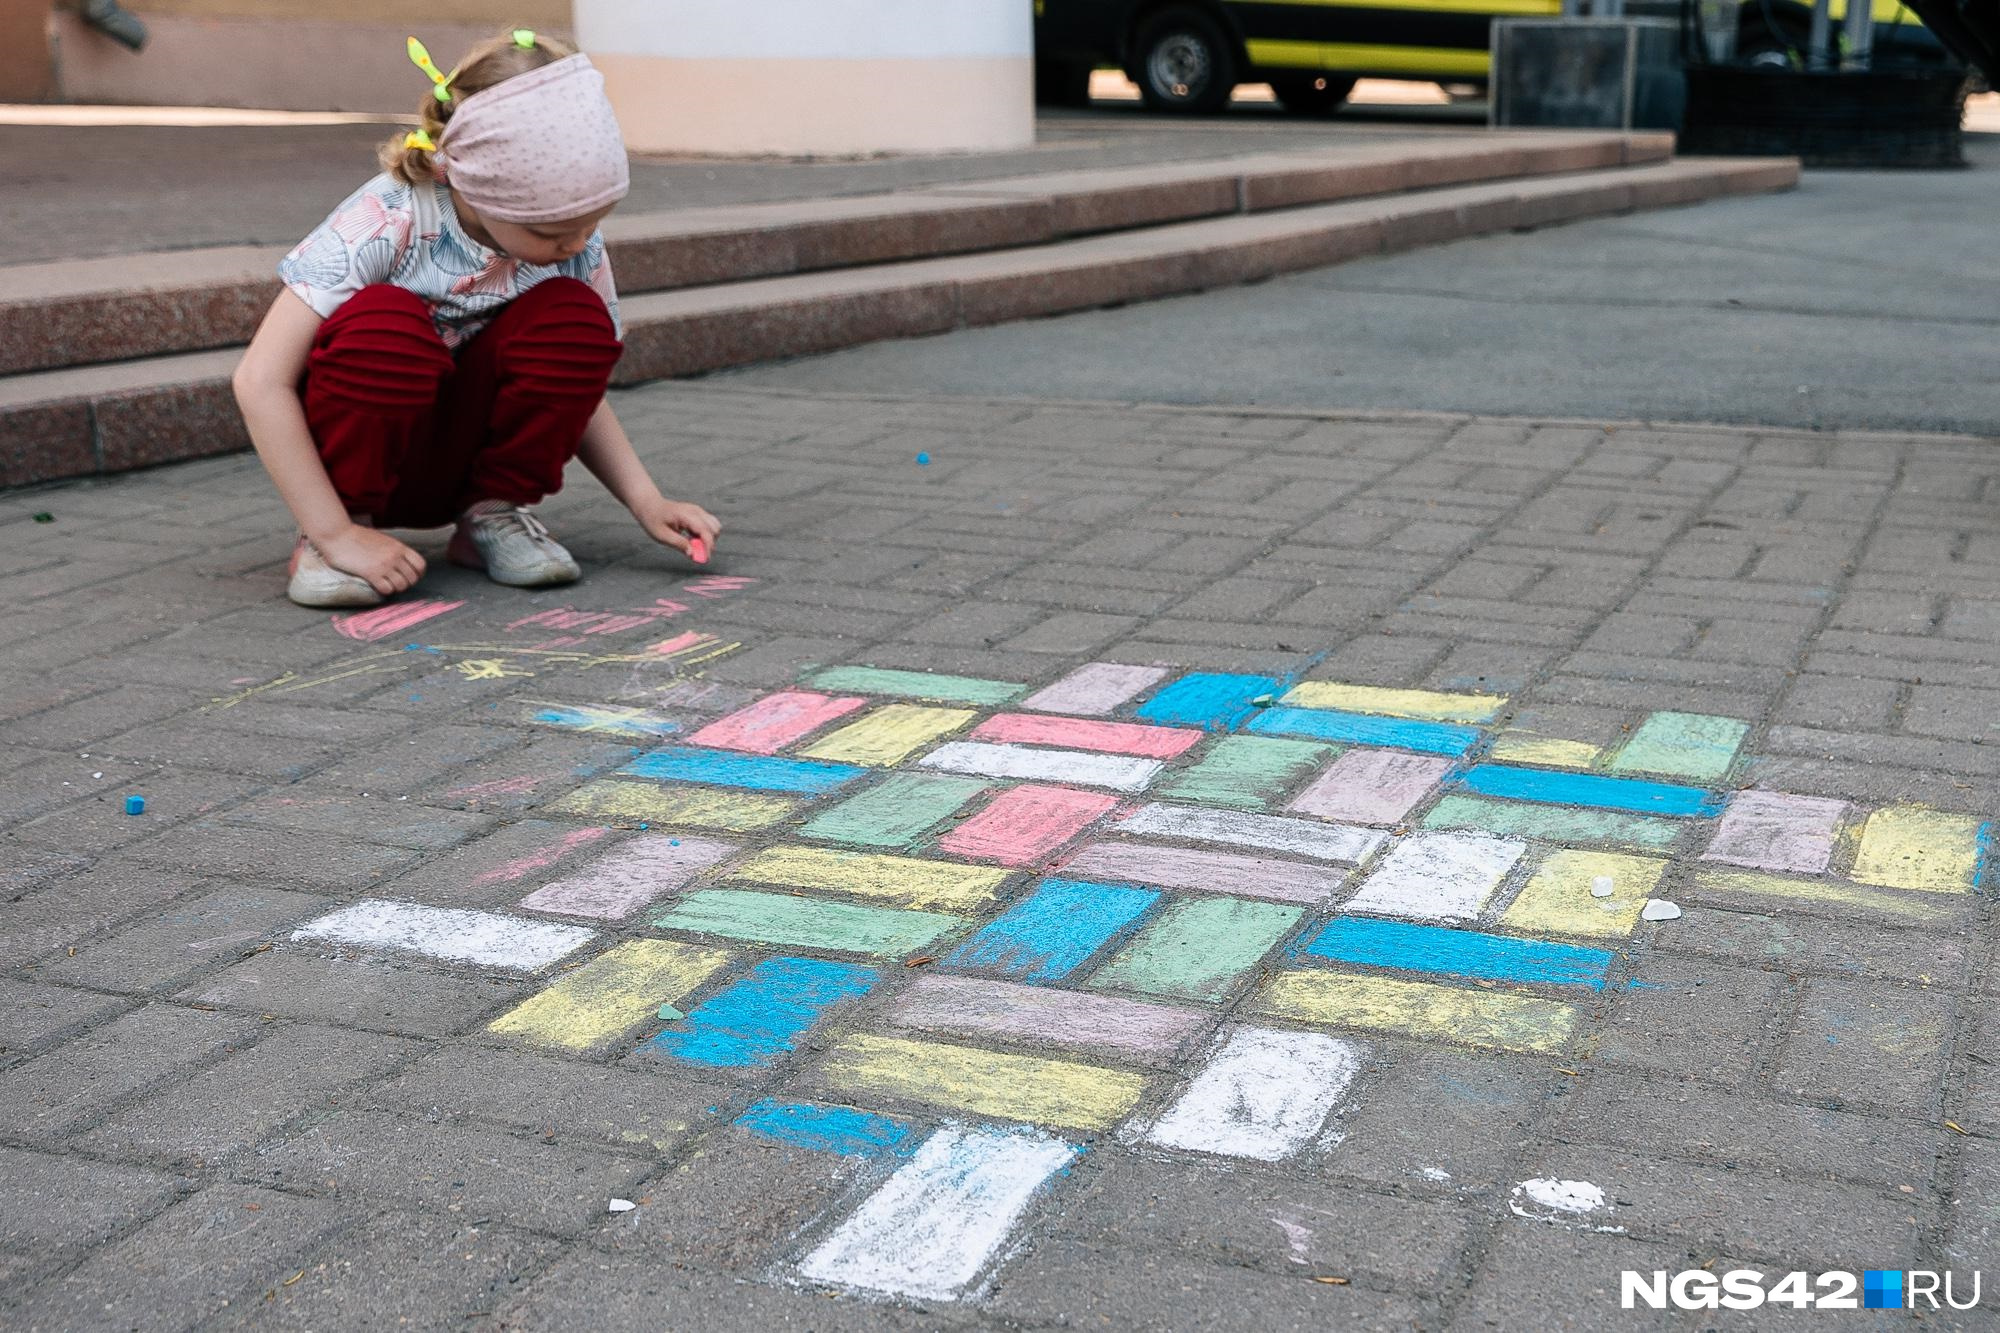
[573, 0, 1034, 156]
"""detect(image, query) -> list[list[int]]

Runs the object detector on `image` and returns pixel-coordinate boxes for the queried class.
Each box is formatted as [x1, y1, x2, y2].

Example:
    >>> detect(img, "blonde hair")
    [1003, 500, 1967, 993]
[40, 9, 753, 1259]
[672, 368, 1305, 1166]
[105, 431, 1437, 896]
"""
[380, 28, 577, 185]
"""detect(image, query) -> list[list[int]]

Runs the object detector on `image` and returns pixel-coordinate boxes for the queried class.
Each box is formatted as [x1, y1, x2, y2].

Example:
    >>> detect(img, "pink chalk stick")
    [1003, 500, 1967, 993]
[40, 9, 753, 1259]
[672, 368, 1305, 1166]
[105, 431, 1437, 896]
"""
[1288, 749, 1452, 825]
[1703, 790, 1848, 875]
[687, 691, 867, 755]
[890, 975, 1205, 1065]
[687, 536, 708, 564]
[1021, 663, 1169, 716]
[936, 785, 1121, 865]
[970, 713, 1202, 760]
[518, 834, 737, 919]
[1061, 842, 1346, 905]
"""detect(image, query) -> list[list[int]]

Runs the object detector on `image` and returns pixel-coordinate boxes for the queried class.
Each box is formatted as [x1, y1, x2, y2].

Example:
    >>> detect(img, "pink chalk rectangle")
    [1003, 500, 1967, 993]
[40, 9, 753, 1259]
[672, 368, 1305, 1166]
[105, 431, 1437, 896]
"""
[935, 785, 1121, 865]
[1021, 663, 1170, 716]
[686, 691, 867, 755]
[1060, 842, 1345, 906]
[971, 713, 1202, 760]
[890, 975, 1205, 1065]
[1703, 790, 1848, 875]
[1288, 749, 1452, 825]
[517, 834, 737, 919]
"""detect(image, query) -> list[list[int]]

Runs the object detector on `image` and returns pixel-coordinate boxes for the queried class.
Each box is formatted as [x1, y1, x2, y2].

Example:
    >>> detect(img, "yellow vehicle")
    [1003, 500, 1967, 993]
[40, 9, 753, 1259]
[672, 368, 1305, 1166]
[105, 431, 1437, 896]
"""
[1033, 0, 1952, 112]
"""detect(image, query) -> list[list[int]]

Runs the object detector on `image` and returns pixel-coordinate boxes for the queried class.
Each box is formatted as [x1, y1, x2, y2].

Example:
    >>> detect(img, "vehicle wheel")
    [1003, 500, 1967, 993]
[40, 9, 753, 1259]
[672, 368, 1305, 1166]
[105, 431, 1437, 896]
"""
[1035, 57, 1094, 107]
[1133, 7, 1237, 113]
[1270, 74, 1358, 114]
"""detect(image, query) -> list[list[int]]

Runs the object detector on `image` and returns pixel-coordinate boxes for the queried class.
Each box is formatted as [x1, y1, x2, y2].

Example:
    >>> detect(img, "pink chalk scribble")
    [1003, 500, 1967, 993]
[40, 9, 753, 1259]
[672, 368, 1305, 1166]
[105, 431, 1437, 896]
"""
[470, 825, 611, 888]
[333, 599, 466, 642]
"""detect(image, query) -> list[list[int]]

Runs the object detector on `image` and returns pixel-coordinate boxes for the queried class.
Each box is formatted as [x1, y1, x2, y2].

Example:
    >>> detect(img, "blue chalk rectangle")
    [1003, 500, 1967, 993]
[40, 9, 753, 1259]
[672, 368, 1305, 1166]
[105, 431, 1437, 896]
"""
[733, 1098, 915, 1157]
[618, 746, 865, 795]
[1455, 764, 1722, 817]
[641, 957, 877, 1068]
[1245, 707, 1481, 757]
[1305, 917, 1614, 990]
[1135, 673, 1283, 732]
[945, 878, 1159, 984]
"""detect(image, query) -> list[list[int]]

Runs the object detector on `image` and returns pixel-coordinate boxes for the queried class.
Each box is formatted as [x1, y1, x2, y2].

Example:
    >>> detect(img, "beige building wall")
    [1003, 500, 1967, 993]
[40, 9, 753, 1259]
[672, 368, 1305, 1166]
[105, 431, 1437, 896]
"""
[50, 0, 568, 110]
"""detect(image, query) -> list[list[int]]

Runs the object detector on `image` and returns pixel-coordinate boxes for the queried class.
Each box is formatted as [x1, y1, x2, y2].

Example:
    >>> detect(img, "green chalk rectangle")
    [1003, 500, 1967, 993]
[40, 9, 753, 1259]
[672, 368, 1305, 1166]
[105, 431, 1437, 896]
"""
[807, 667, 1025, 707]
[1423, 794, 1683, 851]
[1089, 897, 1304, 1003]
[1158, 736, 1335, 810]
[801, 773, 991, 849]
[653, 889, 970, 959]
[1608, 711, 1750, 782]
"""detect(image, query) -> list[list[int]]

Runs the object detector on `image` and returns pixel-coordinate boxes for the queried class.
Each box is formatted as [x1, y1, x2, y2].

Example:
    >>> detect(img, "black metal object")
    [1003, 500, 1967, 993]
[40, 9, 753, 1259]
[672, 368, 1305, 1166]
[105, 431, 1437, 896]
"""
[1897, 0, 2000, 82]
[1680, 63, 1969, 163]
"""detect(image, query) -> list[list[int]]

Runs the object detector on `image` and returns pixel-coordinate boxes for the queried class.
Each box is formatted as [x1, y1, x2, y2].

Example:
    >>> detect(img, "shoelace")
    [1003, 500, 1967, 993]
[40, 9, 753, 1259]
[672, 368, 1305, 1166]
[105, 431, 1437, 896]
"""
[476, 505, 555, 545]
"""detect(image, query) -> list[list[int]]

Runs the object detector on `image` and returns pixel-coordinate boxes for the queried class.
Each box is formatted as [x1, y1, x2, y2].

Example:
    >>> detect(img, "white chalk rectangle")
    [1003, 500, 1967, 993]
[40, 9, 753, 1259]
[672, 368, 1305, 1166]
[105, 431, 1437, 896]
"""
[1341, 829, 1525, 923]
[291, 900, 595, 972]
[1139, 1026, 1365, 1162]
[798, 1124, 1076, 1300]
[1021, 663, 1170, 716]
[920, 741, 1162, 792]
[516, 834, 738, 920]
[1117, 803, 1387, 864]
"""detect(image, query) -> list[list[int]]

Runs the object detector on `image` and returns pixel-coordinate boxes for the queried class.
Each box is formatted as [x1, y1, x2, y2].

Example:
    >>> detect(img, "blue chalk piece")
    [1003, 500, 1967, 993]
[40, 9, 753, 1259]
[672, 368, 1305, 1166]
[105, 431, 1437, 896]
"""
[1305, 917, 1614, 991]
[1455, 764, 1722, 817]
[915, 452, 931, 465]
[1135, 673, 1284, 732]
[734, 1098, 914, 1157]
[617, 746, 863, 795]
[1245, 706, 1481, 756]
[642, 957, 877, 1069]
[945, 878, 1159, 984]
[124, 795, 144, 816]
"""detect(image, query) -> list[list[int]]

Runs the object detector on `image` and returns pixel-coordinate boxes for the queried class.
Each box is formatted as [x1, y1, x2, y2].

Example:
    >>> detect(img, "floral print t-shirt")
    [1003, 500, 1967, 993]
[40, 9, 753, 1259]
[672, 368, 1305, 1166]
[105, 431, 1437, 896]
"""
[277, 173, 620, 351]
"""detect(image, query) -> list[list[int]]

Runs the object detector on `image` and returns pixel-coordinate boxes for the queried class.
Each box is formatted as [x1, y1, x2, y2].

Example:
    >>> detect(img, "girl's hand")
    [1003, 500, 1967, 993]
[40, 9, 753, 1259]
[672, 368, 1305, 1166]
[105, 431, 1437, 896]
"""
[315, 523, 428, 596]
[634, 496, 721, 561]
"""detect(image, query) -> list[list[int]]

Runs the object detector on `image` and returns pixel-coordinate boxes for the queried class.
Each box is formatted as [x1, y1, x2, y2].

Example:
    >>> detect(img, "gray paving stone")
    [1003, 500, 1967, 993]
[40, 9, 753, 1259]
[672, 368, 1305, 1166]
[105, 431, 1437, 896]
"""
[1768, 978, 1956, 1119]
[0, 1144, 184, 1279]
[181, 950, 524, 1037]
[39, 887, 331, 994]
[1657, 905, 1970, 986]
[0, 1002, 260, 1140]
[250, 1109, 651, 1236]
[1588, 956, 1783, 1086]
[121, 822, 422, 892]
[7, 1183, 358, 1333]
[76, 1024, 419, 1169]
[208, 1209, 564, 1331]
[1323, 1048, 1551, 1192]
[1047, 1149, 1475, 1288]
[1452, 1222, 1694, 1331]
[367, 1045, 730, 1155]
[0, 979, 129, 1063]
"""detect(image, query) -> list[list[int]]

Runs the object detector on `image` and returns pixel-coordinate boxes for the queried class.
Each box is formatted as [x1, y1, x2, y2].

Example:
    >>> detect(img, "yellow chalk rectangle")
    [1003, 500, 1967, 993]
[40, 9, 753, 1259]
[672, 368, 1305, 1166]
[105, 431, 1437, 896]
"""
[1501, 849, 1666, 939]
[1488, 732, 1601, 769]
[547, 780, 799, 831]
[1281, 681, 1506, 724]
[798, 705, 977, 767]
[1849, 806, 1984, 893]
[727, 846, 1010, 911]
[1254, 970, 1576, 1054]
[1692, 869, 1956, 924]
[488, 939, 729, 1052]
[822, 1033, 1145, 1130]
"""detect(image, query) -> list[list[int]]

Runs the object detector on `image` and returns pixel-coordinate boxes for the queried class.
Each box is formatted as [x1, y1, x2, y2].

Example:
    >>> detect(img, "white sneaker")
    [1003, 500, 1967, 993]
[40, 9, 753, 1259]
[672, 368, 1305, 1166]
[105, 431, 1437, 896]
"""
[287, 537, 382, 608]
[448, 501, 581, 587]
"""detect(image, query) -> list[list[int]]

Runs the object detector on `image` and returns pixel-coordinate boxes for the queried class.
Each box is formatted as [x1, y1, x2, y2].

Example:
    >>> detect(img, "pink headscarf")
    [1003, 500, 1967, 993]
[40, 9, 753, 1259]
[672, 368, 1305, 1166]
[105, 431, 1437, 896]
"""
[436, 53, 630, 224]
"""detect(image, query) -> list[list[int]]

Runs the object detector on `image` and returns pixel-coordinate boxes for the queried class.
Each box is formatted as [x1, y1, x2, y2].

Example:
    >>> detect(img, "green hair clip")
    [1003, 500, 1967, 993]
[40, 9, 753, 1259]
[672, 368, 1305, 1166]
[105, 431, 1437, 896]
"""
[406, 36, 452, 103]
[513, 29, 536, 47]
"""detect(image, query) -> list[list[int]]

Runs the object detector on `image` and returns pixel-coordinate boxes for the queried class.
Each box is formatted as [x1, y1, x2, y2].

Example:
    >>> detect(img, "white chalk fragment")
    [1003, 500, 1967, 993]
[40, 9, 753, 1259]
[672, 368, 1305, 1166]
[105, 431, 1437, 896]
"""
[1641, 898, 1683, 922]
[608, 1198, 637, 1213]
[1590, 875, 1615, 899]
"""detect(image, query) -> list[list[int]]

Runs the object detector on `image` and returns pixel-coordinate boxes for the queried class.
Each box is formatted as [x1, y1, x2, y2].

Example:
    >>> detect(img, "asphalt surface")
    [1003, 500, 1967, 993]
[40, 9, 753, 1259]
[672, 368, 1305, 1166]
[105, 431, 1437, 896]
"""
[729, 133, 2000, 435]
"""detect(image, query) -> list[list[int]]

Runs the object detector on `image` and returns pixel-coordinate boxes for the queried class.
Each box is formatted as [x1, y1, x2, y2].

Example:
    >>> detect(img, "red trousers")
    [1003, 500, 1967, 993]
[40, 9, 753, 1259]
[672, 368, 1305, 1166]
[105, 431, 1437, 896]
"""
[302, 278, 621, 529]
